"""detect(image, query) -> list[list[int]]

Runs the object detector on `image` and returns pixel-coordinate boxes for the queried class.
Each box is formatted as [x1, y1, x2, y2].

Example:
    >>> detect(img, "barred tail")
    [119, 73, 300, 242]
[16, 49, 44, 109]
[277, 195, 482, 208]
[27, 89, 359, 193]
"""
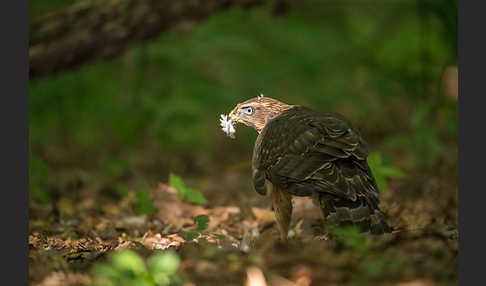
[317, 193, 391, 235]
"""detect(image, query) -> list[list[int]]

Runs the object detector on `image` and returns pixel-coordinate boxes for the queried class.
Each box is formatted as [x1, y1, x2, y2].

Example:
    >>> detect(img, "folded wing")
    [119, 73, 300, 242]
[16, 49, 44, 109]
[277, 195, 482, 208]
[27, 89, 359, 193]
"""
[252, 106, 379, 208]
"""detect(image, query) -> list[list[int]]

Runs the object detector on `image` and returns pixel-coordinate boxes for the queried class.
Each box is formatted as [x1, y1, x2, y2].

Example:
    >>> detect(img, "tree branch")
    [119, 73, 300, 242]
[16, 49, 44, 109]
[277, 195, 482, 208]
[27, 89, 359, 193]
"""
[29, 0, 266, 79]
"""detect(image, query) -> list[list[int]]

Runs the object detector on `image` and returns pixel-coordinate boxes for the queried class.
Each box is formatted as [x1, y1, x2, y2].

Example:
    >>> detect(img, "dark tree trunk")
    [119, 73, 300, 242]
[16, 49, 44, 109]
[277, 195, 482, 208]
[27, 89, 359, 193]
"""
[29, 0, 266, 79]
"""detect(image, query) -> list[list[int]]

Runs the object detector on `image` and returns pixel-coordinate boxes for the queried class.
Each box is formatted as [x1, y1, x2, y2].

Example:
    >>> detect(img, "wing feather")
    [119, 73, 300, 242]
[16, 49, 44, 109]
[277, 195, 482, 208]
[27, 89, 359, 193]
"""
[252, 106, 378, 203]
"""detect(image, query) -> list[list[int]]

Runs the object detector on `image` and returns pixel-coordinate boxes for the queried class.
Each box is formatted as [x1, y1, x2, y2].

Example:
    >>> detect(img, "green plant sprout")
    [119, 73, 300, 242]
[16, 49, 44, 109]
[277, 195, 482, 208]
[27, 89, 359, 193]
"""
[367, 152, 405, 192]
[93, 250, 183, 286]
[135, 187, 157, 215]
[169, 173, 207, 205]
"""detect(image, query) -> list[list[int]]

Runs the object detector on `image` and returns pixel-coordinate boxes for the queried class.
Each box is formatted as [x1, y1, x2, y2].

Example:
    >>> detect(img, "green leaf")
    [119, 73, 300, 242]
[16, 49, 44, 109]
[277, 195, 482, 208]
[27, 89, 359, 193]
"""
[186, 188, 208, 205]
[105, 157, 129, 177]
[148, 251, 180, 275]
[329, 225, 368, 254]
[212, 234, 227, 241]
[379, 166, 406, 179]
[169, 172, 187, 199]
[110, 250, 148, 277]
[194, 215, 210, 231]
[367, 152, 382, 169]
[116, 183, 129, 196]
[374, 174, 388, 193]
[169, 173, 208, 205]
[93, 264, 119, 279]
[135, 187, 157, 215]
[179, 230, 201, 241]
[31, 185, 51, 205]
[367, 152, 405, 192]
[363, 258, 387, 276]
[410, 102, 432, 129]
[29, 153, 51, 204]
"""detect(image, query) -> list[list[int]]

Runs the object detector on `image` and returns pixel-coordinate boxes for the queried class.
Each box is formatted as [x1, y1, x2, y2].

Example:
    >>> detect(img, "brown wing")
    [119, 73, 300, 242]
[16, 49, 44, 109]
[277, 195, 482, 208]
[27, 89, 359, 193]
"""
[252, 106, 379, 206]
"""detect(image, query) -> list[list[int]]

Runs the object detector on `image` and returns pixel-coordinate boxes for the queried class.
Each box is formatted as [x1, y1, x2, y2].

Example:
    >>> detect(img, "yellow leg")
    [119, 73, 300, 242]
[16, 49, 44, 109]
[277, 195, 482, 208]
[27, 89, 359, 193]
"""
[268, 181, 293, 241]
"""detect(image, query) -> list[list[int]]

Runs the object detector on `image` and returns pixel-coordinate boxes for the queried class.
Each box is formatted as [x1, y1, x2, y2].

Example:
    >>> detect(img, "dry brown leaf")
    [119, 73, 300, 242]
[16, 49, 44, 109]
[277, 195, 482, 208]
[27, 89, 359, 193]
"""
[117, 215, 147, 228]
[56, 198, 75, 218]
[152, 183, 205, 229]
[290, 265, 313, 286]
[35, 271, 91, 286]
[29, 235, 39, 247]
[292, 197, 321, 221]
[152, 183, 241, 232]
[194, 260, 220, 274]
[251, 207, 275, 226]
[441, 66, 458, 100]
[207, 206, 241, 231]
[139, 232, 185, 250]
[246, 266, 268, 286]
[113, 240, 135, 251]
[395, 280, 436, 286]
[269, 274, 296, 286]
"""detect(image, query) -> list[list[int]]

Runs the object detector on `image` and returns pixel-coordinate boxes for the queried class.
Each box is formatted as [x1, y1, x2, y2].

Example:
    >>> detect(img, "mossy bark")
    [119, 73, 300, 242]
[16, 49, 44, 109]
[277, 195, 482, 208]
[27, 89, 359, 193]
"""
[29, 0, 266, 79]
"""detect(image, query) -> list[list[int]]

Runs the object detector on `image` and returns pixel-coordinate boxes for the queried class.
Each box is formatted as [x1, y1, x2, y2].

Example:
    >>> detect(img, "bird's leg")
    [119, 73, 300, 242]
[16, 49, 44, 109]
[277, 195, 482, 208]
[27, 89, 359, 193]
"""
[270, 184, 293, 241]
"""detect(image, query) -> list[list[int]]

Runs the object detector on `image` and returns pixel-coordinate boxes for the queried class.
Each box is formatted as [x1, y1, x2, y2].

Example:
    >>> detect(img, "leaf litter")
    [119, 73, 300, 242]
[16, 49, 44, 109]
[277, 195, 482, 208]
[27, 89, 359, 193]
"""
[29, 168, 457, 286]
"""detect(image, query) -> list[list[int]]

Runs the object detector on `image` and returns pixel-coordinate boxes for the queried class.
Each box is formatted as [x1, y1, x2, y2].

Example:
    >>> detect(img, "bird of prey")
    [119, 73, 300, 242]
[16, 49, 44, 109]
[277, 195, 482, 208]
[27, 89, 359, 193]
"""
[221, 95, 391, 240]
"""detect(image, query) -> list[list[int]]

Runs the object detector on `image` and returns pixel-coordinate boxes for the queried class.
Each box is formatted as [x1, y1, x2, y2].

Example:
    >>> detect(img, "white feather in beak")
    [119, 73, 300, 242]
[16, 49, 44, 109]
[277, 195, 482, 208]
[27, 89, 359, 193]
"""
[220, 114, 236, 138]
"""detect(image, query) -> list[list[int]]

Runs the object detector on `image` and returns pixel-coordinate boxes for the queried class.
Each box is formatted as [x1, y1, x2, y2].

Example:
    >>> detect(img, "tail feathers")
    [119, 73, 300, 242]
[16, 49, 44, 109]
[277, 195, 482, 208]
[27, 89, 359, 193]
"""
[317, 193, 391, 235]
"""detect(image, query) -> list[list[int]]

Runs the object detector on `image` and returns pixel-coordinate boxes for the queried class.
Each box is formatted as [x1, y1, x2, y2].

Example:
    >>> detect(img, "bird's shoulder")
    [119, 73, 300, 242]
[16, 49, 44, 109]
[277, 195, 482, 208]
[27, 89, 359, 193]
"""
[255, 106, 367, 165]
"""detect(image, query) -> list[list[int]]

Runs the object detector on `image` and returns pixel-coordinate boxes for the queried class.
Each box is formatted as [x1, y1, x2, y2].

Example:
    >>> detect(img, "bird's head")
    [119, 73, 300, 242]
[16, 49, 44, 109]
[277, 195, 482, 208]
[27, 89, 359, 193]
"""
[229, 95, 294, 133]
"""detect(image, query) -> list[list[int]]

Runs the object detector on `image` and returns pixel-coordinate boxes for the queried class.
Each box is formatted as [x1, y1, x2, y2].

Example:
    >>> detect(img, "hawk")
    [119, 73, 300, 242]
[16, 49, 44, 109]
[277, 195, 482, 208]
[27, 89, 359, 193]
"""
[222, 95, 391, 240]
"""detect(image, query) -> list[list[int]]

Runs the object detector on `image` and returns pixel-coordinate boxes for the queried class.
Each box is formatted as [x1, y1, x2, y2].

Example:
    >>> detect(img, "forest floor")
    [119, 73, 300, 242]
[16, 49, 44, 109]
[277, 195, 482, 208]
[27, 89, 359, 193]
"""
[29, 162, 457, 286]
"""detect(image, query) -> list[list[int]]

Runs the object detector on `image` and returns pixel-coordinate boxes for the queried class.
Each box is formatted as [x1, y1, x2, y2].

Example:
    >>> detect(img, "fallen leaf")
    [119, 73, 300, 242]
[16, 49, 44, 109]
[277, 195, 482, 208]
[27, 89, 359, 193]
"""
[35, 271, 92, 286]
[139, 232, 185, 250]
[395, 280, 436, 286]
[246, 266, 268, 286]
[251, 207, 275, 227]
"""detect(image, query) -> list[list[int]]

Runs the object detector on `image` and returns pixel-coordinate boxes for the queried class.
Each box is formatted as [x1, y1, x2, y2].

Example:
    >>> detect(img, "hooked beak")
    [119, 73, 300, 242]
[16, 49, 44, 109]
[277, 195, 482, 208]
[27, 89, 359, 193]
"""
[230, 108, 240, 123]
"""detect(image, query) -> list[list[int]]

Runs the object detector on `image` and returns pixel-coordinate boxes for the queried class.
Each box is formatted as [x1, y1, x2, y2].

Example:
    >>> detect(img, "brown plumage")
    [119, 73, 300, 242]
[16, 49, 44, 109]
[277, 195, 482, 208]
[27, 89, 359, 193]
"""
[229, 96, 391, 240]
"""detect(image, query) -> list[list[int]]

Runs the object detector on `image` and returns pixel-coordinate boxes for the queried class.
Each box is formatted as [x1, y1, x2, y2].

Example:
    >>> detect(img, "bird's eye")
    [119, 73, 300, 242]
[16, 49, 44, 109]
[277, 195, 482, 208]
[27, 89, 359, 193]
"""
[242, 106, 253, 115]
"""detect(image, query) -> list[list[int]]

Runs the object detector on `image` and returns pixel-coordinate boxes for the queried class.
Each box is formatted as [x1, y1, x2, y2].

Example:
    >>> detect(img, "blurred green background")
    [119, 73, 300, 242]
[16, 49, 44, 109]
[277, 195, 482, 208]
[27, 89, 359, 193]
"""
[29, 0, 457, 204]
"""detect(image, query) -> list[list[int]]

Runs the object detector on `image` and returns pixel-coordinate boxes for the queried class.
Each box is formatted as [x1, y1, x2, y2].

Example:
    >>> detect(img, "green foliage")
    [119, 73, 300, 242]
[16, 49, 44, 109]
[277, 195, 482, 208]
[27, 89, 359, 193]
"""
[328, 225, 401, 285]
[212, 234, 227, 241]
[179, 215, 210, 241]
[353, 257, 389, 286]
[93, 250, 182, 286]
[179, 230, 201, 241]
[104, 157, 130, 178]
[382, 101, 445, 169]
[185, 188, 208, 205]
[194, 215, 210, 231]
[29, 1, 457, 161]
[29, 0, 457, 203]
[168, 173, 185, 195]
[367, 152, 405, 193]
[29, 153, 51, 204]
[116, 183, 130, 196]
[135, 187, 157, 215]
[30, 0, 77, 18]
[409, 103, 443, 168]
[329, 225, 368, 255]
[361, 258, 388, 277]
[169, 173, 207, 205]
[148, 252, 182, 286]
